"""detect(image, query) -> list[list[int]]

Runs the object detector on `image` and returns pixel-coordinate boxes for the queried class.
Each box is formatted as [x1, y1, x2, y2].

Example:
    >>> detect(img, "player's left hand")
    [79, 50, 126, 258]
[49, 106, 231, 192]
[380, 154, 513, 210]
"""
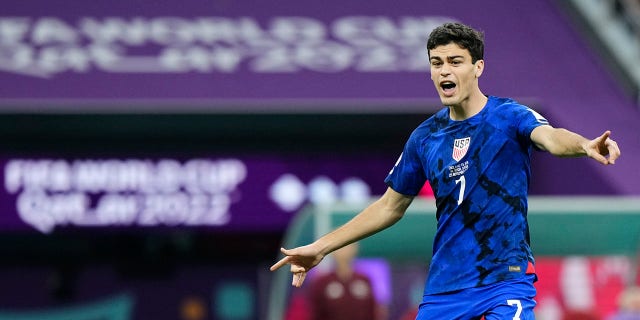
[270, 245, 325, 287]
[585, 130, 620, 165]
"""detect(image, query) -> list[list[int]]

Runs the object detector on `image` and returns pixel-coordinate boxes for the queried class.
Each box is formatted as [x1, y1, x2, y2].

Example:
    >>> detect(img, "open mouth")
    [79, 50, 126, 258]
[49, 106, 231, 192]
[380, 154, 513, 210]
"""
[440, 81, 457, 95]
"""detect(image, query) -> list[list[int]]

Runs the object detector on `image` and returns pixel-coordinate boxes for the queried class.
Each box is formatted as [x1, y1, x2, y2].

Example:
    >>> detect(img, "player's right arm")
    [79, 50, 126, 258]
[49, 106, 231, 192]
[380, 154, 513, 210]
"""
[269, 187, 413, 287]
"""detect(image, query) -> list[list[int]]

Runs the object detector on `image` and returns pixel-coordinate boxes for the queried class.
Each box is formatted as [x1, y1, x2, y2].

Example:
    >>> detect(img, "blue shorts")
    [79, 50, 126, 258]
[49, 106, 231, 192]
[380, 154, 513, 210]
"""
[416, 275, 537, 320]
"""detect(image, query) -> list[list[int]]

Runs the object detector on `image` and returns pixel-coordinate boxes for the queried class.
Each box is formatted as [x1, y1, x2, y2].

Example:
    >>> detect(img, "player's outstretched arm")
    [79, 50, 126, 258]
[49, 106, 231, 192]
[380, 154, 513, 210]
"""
[531, 126, 620, 165]
[270, 187, 413, 287]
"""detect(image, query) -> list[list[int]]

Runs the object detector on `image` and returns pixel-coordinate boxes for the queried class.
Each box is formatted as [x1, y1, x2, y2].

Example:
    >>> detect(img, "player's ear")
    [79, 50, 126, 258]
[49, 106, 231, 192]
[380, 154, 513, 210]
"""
[474, 59, 484, 78]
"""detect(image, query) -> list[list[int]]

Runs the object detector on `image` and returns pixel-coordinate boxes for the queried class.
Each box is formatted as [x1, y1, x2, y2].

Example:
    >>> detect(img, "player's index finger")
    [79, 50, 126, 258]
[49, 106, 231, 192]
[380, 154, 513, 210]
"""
[270, 257, 289, 271]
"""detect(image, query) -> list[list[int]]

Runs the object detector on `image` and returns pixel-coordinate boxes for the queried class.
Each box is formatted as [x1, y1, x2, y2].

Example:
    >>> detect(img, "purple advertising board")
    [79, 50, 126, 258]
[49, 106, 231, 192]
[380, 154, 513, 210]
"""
[0, 0, 636, 118]
[1, 0, 620, 108]
[0, 0, 627, 106]
[0, 0, 455, 106]
[0, 154, 395, 233]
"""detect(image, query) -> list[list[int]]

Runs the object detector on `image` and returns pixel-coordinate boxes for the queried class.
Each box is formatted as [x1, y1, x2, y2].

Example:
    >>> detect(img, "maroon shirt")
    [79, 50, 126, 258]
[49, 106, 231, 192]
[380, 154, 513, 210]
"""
[309, 272, 377, 320]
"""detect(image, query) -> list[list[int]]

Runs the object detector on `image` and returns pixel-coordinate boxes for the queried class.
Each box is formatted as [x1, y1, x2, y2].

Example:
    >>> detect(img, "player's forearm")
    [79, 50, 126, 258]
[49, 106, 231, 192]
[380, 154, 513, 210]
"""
[313, 190, 410, 256]
[543, 128, 589, 157]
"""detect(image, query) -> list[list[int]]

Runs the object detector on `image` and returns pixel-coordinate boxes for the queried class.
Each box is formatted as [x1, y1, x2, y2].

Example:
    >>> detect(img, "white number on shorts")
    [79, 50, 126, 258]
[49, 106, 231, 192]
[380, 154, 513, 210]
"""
[507, 299, 522, 320]
[455, 175, 466, 205]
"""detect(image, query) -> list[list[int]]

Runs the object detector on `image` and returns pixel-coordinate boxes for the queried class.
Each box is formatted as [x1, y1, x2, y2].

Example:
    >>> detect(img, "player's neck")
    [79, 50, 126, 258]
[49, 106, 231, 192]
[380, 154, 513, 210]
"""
[449, 90, 488, 121]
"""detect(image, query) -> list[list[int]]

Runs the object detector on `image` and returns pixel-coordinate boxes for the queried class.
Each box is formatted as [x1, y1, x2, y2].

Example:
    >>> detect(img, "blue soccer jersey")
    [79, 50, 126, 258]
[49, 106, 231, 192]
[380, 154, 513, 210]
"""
[385, 96, 548, 294]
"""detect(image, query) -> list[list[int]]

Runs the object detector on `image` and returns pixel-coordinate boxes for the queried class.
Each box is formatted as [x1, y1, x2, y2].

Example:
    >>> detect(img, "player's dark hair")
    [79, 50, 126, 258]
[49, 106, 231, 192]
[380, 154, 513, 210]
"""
[427, 22, 484, 63]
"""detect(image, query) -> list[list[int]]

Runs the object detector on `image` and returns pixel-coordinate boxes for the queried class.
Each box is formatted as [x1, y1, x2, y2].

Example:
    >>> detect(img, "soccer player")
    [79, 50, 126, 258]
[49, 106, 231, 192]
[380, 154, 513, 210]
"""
[270, 22, 621, 319]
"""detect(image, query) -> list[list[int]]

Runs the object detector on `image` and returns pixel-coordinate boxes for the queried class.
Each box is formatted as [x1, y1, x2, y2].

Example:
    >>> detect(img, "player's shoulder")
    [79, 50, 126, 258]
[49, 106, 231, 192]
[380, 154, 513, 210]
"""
[410, 108, 449, 138]
[487, 95, 528, 111]
[487, 95, 548, 124]
[486, 96, 537, 121]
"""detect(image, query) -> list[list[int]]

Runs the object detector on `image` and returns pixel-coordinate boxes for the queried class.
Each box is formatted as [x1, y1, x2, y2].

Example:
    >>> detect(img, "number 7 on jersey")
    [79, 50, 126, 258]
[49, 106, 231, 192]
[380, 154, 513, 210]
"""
[455, 175, 466, 205]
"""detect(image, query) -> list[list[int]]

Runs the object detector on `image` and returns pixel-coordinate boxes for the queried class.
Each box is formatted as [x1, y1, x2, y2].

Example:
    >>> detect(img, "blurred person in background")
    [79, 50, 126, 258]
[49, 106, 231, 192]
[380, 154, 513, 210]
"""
[308, 242, 381, 320]
[271, 22, 621, 320]
[284, 242, 382, 320]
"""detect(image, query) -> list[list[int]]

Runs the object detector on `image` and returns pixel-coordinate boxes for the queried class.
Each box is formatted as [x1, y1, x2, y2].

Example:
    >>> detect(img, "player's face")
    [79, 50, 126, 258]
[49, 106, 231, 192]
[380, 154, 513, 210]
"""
[429, 43, 483, 107]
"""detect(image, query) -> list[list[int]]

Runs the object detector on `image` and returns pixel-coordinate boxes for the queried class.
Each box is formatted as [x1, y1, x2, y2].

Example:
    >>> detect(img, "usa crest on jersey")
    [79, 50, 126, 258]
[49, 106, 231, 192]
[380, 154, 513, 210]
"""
[452, 137, 471, 162]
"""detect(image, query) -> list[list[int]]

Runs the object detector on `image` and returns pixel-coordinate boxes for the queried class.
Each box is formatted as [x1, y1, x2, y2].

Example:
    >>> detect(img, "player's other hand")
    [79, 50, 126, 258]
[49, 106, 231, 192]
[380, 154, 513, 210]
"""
[585, 130, 620, 165]
[270, 245, 325, 287]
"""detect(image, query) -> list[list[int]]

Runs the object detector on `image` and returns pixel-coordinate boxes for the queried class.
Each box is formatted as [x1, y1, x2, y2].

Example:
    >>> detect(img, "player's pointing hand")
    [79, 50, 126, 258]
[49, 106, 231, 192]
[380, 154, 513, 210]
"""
[585, 130, 620, 165]
[270, 245, 326, 287]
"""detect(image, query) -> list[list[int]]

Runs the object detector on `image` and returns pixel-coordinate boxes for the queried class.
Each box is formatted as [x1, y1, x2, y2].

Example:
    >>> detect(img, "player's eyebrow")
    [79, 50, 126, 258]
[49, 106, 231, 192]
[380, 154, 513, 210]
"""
[446, 55, 465, 60]
[429, 55, 465, 61]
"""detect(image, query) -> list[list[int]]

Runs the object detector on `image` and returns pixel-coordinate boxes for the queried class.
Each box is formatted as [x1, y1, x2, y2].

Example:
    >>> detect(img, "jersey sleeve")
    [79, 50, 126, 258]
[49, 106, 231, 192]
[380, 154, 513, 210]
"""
[384, 130, 427, 196]
[514, 104, 549, 139]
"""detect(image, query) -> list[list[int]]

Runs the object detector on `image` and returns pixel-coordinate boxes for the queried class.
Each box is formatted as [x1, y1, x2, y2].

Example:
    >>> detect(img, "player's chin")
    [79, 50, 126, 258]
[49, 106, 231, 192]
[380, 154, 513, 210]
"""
[439, 95, 457, 106]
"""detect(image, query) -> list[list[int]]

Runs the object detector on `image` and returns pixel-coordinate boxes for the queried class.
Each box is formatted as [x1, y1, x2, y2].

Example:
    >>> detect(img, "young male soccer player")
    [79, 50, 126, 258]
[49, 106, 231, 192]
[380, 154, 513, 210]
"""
[270, 22, 621, 319]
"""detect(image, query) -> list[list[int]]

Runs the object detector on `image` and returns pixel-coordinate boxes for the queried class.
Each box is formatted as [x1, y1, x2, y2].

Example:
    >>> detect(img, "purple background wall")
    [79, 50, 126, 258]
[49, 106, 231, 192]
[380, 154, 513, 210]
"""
[1, 0, 637, 195]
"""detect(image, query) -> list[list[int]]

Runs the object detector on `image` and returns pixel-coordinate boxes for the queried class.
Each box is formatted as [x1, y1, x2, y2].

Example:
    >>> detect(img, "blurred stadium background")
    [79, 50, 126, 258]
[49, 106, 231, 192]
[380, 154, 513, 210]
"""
[0, 0, 639, 319]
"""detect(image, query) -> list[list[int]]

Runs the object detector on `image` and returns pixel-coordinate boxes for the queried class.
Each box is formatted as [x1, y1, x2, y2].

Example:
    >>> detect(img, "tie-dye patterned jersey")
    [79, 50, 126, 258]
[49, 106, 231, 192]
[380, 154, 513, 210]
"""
[385, 96, 548, 294]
